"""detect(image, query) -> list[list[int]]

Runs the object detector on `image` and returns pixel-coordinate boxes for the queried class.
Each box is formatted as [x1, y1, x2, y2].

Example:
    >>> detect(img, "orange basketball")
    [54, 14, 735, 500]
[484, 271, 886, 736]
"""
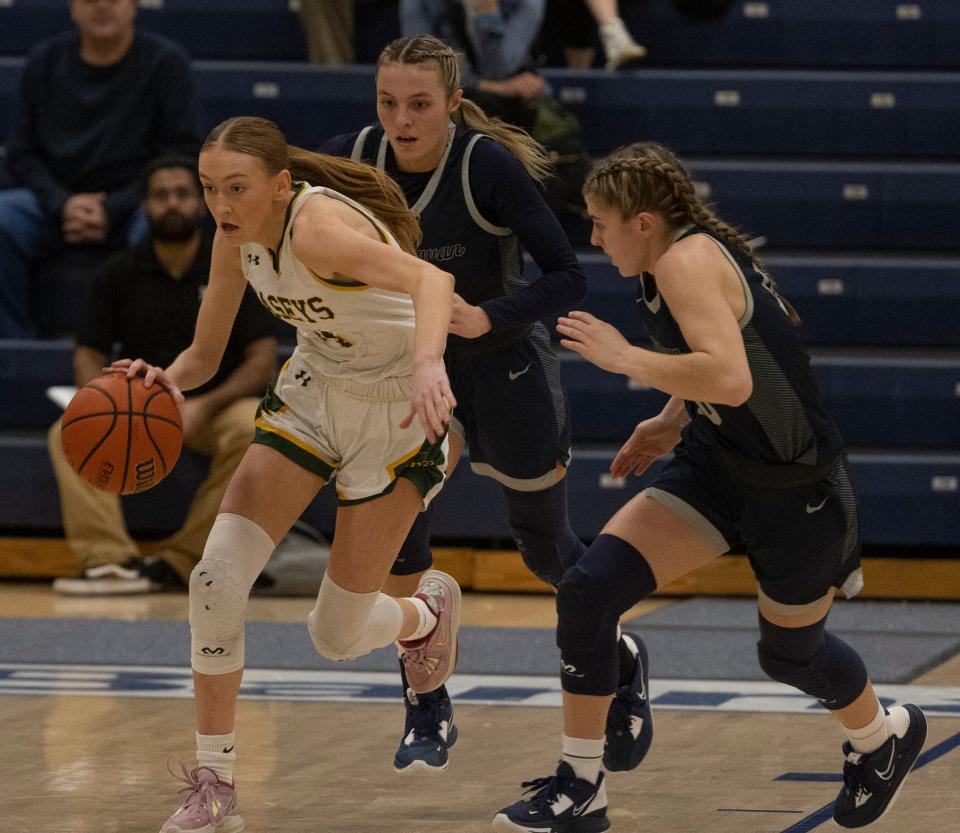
[61, 373, 183, 495]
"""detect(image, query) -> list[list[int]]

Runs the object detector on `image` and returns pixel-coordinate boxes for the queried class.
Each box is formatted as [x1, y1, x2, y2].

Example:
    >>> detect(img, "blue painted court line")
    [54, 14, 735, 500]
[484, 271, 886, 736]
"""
[719, 808, 803, 814]
[777, 729, 960, 833]
[776, 773, 842, 782]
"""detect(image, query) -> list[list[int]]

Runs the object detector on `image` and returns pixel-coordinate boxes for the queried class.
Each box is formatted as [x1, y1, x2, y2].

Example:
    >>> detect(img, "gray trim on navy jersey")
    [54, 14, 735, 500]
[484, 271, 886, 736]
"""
[394, 122, 456, 217]
[462, 134, 511, 236]
[645, 487, 730, 553]
[700, 233, 755, 329]
[350, 126, 373, 162]
[376, 132, 389, 171]
[742, 324, 818, 465]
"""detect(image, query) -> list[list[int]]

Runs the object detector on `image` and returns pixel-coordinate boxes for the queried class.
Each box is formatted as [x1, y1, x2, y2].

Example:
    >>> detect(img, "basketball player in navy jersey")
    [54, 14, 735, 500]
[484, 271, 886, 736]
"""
[492, 142, 928, 832]
[324, 34, 652, 776]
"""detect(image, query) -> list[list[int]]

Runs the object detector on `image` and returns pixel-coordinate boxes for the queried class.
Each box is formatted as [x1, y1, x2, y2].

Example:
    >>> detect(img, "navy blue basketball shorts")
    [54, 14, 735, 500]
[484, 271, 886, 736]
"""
[646, 442, 863, 605]
[446, 326, 571, 491]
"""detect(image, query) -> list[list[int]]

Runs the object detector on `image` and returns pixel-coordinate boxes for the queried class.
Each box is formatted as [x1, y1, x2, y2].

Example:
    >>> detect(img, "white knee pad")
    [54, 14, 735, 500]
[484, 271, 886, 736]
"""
[190, 513, 275, 675]
[307, 574, 404, 662]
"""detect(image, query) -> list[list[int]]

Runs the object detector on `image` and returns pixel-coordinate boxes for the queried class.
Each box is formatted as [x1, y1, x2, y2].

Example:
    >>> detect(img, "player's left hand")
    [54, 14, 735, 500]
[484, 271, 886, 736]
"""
[557, 311, 631, 374]
[401, 357, 457, 443]
[449, 293, 492, 338]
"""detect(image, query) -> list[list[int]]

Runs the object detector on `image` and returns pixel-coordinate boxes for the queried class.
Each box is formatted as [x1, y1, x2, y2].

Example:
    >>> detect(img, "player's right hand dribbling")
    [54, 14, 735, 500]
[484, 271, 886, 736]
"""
[107, 358, 186, 404]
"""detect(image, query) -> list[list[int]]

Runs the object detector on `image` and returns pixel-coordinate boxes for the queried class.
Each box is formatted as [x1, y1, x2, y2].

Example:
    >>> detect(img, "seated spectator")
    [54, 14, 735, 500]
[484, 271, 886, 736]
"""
[550, 0, 646, 70]
[0, 0, 199, 338]
[401, 0, 546, 129]
[298, 0, 355, 65]
[48, 156, 278, 595]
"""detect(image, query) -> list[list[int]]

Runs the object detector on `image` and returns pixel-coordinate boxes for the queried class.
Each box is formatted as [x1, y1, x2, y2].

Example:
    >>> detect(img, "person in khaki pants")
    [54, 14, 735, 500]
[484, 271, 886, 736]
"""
[49, 155, 278, 595]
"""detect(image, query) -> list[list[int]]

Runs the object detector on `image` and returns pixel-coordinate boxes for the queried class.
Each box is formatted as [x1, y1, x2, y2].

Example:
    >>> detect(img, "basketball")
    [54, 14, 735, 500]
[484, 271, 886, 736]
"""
[60, 372, 183, 495]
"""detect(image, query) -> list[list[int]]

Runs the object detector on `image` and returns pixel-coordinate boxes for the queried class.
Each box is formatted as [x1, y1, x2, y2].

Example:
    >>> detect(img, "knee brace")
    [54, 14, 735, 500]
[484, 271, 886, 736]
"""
[307, 574, 404, 662]
[190, 513, 275, 675]
[556, 534, 657, 695]
[390, 502, 435, 577]
[757, 616, 868, 710]
[504, 480, 587, 588]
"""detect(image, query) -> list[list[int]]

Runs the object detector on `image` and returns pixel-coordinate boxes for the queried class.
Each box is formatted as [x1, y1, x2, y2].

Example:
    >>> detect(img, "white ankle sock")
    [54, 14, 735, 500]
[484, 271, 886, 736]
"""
[562, 735, 604, 784]
[196, 732, 236, 784]
[846, 702, 893, 754]
[402, 596, 438, 642]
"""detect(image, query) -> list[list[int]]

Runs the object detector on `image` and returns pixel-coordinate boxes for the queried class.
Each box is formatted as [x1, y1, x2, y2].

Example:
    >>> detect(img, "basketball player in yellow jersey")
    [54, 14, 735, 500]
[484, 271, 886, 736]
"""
[117, 116, 462, 833]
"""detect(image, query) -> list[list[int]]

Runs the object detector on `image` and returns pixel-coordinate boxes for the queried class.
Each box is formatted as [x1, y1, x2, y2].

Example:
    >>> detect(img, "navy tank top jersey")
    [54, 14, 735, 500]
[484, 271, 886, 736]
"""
[351, 124, 530, 355]
[638, 226, 845, 487]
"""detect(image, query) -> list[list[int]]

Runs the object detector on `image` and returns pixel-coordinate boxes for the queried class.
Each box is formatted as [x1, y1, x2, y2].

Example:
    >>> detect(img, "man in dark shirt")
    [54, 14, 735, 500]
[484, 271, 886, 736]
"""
[47, 156, 278, 595]
[0, 0, 200, 337]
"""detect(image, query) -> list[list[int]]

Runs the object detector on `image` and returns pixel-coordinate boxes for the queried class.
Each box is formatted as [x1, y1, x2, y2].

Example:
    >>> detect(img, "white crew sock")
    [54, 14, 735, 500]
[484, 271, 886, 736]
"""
[846, 702, 910, 754]
[562, 735, 604, 784]
[401, 596, 438, 642]
[196, 732, 236, 784]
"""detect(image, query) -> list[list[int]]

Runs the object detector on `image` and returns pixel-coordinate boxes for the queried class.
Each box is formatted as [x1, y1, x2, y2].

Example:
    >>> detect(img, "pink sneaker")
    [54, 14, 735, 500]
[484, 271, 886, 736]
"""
[399, 569, 462, 693]
[160, 765, 244, 833]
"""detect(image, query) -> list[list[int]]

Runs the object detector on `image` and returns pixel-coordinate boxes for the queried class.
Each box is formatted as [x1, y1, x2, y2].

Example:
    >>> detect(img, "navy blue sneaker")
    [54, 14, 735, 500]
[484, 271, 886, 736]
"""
[393, 686, 458, 774]
[833, 704, 927, 828]
[604, 632, 653, 771]
[492, 761, 610, 833]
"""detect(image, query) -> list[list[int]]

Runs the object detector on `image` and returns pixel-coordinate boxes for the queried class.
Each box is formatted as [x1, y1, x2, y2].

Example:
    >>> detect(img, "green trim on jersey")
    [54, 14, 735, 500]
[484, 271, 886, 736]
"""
[337, 434, 447, 506]
[268, 183, 307, 272]
[253, 425, 337, 481]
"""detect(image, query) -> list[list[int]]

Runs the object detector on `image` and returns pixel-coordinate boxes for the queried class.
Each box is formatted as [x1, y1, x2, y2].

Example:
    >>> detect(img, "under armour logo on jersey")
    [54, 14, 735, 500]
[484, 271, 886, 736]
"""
[295, 370, 311, 387]
[247, 253, 261, 266]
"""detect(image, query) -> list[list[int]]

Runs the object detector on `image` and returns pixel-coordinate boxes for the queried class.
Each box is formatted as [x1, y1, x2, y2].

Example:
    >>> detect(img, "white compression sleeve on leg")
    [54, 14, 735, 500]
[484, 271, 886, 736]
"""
[307, 573, 404, 661]
[190, 513, 276, 675]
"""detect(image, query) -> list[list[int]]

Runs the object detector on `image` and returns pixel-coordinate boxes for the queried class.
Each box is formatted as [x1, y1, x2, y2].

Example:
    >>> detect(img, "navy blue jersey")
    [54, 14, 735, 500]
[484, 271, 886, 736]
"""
[638, 226, 844, 486]
[325, 125, 585, 355]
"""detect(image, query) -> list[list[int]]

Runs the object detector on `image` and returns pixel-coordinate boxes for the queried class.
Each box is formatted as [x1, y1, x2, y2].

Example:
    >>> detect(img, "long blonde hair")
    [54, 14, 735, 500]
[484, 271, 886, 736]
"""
[201, 116, 421, 255]
[377, 34, 552, 183]
[585, 142, 800, 324]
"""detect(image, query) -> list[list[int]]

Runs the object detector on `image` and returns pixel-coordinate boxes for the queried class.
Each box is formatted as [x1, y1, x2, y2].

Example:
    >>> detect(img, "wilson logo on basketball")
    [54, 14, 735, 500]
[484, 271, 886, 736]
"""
[133, 458, 157, 492]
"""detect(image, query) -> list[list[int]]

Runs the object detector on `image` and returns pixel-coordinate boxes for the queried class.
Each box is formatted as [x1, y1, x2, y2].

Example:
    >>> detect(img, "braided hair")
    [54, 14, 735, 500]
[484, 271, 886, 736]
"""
[377, 35, 552, 183]
[584, 142, 800, 324]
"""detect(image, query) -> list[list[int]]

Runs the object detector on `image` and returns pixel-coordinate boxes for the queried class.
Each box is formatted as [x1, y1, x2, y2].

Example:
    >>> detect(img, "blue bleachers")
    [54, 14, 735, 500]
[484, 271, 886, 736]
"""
[3, 61, 960, 160]
[559, 350, 960, 446]
[549, 68, 960, 157]
[2, 0, 958, 69]
[687, 159, 960, 251]
[623, 0, 960, 69]
[555, 253, 960, 347]
[3, 429, 956, 548]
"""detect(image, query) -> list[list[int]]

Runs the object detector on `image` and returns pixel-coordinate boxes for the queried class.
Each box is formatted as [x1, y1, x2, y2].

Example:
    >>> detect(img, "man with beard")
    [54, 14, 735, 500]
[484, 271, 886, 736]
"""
[47, 156, 278, 595]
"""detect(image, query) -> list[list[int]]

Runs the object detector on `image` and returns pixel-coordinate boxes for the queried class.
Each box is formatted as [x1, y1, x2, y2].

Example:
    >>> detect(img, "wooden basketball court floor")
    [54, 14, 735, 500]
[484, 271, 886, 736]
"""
[1, 584, 958, 833]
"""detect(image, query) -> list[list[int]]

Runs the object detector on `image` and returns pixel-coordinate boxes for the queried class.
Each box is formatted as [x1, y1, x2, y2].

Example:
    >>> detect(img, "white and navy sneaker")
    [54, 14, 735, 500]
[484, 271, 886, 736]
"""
[604, 632, 653, 771]
[833, 704, 927, 828]
[492, 761, 610, 833]
[393, 686, 458, 774]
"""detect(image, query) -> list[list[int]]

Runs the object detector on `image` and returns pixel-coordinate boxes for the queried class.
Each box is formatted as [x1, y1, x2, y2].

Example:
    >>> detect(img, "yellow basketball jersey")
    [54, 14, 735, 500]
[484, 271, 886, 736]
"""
[241, 184, 416, 389]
